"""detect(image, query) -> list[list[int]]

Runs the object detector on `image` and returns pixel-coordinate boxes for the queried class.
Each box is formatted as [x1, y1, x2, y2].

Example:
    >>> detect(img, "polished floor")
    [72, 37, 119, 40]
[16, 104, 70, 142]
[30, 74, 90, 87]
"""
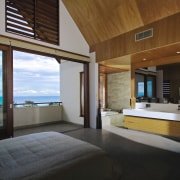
[14, 121, 83, 137]
[14, 122, 180, 180]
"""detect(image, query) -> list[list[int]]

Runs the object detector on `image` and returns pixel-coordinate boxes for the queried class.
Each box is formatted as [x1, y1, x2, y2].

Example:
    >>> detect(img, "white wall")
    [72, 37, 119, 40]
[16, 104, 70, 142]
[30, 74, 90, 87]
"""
[89, 52, 99, 128]
[0, 0, 89, 56]
[60, 53, 99, 128]
[60, 1, 89, 55]
[60, 61, 84, 125]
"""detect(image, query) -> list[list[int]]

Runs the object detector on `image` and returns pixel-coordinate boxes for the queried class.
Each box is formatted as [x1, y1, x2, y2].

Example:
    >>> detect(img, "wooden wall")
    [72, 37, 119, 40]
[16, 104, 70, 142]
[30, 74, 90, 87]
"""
[93, 13, 180, 62]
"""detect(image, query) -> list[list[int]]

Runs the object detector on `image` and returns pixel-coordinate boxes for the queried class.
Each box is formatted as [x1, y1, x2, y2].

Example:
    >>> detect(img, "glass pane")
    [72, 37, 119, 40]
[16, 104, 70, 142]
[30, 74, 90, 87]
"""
[0, 51, 3, 128]
[147, 76, 156, 97]
[138, 82, 144, 97]
[147, 81, 153, 97]
[136, 74, 144, 97]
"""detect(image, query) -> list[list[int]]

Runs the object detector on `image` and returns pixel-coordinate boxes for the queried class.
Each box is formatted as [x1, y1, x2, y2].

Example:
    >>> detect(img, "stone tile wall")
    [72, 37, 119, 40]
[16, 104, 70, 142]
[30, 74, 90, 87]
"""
[107, 71, 131, 111]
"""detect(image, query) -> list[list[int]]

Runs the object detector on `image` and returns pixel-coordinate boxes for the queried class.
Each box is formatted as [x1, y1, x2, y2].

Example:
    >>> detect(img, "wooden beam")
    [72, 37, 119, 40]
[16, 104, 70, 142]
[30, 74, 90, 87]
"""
[0, 35, 90, 62]
[130, 65, 136, 109]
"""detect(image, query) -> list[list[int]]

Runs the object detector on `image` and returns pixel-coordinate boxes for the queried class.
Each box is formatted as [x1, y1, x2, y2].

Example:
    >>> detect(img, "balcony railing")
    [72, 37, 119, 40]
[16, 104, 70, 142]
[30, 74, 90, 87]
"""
[13, 102, 63, 128]
[14, 102, 62, 108]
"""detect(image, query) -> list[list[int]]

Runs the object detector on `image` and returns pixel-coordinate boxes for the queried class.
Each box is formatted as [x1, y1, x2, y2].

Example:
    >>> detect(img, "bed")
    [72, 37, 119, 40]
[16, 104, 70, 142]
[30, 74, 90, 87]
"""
[0, 131, 121, 180]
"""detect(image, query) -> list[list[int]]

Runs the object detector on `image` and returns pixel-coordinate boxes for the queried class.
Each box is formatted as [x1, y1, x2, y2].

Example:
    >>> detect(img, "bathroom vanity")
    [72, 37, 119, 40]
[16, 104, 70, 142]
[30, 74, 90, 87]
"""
[123, 103, 180, 137]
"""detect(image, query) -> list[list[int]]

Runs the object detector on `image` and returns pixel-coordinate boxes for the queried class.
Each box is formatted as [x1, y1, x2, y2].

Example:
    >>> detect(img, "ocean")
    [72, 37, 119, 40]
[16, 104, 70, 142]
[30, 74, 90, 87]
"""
[0, 96, 60, 105]
[13, 96, 60, 104]
[0, 96, 60, 106]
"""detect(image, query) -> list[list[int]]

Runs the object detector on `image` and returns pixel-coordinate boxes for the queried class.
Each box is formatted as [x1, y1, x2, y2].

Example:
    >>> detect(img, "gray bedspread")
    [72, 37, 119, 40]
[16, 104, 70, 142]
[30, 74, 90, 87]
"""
[0, 132, 121, 180]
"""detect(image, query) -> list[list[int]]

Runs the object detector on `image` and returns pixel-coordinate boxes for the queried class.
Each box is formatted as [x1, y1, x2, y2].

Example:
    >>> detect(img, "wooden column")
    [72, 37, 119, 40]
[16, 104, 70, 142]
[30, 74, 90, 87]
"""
[83, 62, 90, 128]
[130, 65, 136, 109]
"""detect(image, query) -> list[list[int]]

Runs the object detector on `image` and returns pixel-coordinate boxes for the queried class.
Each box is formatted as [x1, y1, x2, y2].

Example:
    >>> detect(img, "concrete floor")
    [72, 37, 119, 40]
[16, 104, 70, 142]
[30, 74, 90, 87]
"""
[14, 122, 180, 180]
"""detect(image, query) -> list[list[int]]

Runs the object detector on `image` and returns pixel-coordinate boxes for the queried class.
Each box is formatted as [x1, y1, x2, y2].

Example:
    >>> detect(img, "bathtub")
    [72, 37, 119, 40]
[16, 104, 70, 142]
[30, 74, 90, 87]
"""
[101, 111, 124, 127]
[101, 111, 119, 116]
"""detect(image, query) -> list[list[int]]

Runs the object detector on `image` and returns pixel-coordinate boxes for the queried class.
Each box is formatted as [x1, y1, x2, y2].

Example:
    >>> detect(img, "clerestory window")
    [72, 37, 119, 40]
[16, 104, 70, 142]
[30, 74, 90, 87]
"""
[6, 0, 59, 45]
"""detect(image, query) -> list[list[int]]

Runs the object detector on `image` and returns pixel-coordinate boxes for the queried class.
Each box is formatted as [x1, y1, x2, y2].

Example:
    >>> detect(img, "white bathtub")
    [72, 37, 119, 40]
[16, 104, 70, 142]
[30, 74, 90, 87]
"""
[101, 111, 124, 127]
[101, 111, 119, 116]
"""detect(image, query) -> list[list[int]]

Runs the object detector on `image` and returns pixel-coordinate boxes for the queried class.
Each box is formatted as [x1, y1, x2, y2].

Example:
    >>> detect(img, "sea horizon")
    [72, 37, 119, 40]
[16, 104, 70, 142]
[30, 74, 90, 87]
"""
[0, 95, 60, 104]
[13, 95, 60, 104]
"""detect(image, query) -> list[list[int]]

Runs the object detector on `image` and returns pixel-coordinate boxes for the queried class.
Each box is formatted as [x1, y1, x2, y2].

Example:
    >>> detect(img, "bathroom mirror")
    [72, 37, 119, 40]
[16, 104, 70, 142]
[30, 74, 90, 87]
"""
[135, 63, 180, 104]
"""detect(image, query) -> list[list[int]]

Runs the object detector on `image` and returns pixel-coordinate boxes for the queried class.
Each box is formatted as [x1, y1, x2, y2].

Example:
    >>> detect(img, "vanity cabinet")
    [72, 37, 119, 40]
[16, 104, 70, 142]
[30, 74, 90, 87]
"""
[124, 115, 180, 137]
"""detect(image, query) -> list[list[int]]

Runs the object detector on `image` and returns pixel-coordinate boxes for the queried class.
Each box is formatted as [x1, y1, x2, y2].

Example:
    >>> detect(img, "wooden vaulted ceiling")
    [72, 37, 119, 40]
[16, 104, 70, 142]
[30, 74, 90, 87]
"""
[62, 0, 180, 73]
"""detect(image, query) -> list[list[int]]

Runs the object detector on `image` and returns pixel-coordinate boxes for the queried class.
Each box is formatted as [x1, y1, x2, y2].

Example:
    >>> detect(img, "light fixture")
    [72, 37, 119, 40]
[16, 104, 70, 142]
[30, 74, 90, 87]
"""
[142, 58, 147, 61]
[176, 51, 180, 54]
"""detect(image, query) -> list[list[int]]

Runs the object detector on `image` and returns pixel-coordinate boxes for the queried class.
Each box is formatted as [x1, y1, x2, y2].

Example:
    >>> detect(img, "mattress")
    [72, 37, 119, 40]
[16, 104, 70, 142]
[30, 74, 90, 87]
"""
[0, 131, 121, 180]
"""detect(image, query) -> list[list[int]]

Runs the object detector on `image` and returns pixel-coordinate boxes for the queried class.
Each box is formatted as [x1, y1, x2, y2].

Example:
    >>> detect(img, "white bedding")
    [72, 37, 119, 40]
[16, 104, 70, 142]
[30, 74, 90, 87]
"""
[0, 132, 121, 180]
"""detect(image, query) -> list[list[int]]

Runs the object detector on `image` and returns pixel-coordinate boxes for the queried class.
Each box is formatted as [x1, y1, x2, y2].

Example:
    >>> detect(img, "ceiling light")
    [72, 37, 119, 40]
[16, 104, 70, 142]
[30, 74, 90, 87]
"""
[142, 58, 147, 61]
[176, 51, 180, 54]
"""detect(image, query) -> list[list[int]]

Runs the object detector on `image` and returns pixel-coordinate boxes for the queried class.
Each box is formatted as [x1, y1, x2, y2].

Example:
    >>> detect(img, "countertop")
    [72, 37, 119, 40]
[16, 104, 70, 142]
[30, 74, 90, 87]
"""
[123, 108, 180, 121]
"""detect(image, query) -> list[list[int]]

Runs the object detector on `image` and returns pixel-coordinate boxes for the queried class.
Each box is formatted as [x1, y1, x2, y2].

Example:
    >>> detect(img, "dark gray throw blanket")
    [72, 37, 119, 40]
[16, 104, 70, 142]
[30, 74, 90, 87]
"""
[0, 131, 121, 180]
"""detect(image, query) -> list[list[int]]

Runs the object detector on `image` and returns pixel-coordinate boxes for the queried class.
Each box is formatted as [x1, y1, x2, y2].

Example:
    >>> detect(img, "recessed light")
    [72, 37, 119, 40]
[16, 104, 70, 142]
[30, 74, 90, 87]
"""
[142, 58, 147, 61]
[176, 51, 180, 54]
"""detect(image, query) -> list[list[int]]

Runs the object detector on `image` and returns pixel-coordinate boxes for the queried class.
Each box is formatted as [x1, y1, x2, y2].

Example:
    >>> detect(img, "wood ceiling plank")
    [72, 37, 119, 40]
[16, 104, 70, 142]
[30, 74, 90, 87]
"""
[114, 0, 143, 32]
[99, 65, 127, 74]
[131, 42, 180, 64]
[62, 0, 180, 69]
[100, 55, 131, 66]
[62, 0, 144, 45]
[62, 0, 180, 47]
[133, 55, 180, 69]
[136, 0, 180, 24]
[99, 55, 131, 73]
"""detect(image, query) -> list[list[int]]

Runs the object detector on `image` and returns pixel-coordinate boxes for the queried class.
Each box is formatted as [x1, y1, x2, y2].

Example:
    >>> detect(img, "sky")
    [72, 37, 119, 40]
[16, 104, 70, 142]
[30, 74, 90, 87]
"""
[13, 51, 60, 97]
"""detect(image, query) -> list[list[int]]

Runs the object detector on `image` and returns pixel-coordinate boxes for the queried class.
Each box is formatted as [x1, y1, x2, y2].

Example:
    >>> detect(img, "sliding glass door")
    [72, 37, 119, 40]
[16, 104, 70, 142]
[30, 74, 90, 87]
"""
[0, 46, 13, 139]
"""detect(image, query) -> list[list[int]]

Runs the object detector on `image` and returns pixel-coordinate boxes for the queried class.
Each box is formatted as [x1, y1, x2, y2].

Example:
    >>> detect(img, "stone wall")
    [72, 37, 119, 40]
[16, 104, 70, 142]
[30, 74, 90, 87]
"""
[107, 71, 131, 111]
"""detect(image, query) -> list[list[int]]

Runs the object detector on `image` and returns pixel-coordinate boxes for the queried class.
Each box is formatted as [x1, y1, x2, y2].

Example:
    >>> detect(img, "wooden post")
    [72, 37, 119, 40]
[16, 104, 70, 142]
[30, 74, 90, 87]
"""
[130, 65, 136, 109]
[83, 62, 90, 128]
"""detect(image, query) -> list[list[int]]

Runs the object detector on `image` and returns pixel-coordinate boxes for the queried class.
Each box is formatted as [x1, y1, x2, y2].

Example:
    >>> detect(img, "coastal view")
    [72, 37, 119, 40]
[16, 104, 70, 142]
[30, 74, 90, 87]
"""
[13, 96, 60, 104]
[13, 51, 60, 106]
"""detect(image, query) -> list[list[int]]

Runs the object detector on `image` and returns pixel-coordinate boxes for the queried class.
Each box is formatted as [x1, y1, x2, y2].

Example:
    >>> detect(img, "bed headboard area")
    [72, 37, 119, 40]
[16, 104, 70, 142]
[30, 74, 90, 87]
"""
[0, 131, 121, 180]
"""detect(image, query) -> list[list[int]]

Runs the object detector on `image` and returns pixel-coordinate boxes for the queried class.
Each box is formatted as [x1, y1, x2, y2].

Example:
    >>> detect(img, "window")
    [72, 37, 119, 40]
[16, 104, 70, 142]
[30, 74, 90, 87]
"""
[6, 0, 59, 45]
[138, 82, 144, 97]
[136, 73, 156, 98]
